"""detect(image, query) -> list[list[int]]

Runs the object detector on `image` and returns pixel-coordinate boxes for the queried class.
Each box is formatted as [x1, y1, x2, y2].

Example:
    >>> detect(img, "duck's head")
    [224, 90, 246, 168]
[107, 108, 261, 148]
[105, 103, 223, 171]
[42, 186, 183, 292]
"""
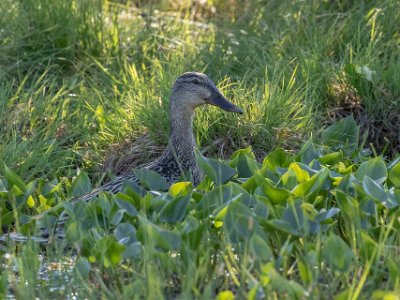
[171, 72, 243, 114]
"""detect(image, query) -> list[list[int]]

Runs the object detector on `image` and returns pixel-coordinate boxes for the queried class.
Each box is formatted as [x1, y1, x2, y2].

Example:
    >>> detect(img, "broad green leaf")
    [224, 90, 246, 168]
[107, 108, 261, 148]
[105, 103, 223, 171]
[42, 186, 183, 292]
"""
[319, 151, 343, 165]
[26, 195, 35, 208]
[111, 209, 125, 226]
[292, 168, 329, 197]
[158, 194, 190, 223]
[115, 197, 138, 217]
[388, 162, 400, 187]
[223, 201, 264, 243]
[169, 182, 192, 197]
[355, 157, 387, 183]
[320, 115, 359, 154]
[114, 222, 137, 244]
[195, 149, 237, 185]
[138, 216, 181, 250]
[250, 234, 272, 262]
[263, 148, 291, 170]
[229, 147, 260, 177]
[216, 291, 234, 300]
[75, 257, 91, 279]
[70, 171, 92, 197]
[261, 178, 291, 204]
[2, 164, 26, 193]
[133, 169, 169, 191]
[266, 219, 301, 236]
[362, 176, 398, 208]
[322, 235, 353, 273]
[296, 138, 320, 165]
[94, 236, 125, 268]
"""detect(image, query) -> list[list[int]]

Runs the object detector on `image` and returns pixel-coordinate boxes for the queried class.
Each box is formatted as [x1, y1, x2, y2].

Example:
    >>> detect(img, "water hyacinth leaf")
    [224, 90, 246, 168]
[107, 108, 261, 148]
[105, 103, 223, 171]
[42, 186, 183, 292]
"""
[362, 176, 398, 208]
[70, 171, 92, 197]
[133, 169, 169, 191]
[229, 147, 260, 178]
[320, 115, 359, 154]
[297, 138, 320, 165]
[2, 164, 27, 193]
[314, 208, 340, 223]
[263, 148, 291, 170]
[158, 194, 190, 223]
[266, 219, 301, 237]
[198, 182, 254, 212]
[282, 200, 320, 234]
[94, 236, 125, 268]
[123, 242, 143, 259]
[195, 149, 237, 185]
[26, 195, 35, 208]
[388, 162, 400, 187]
[75, 257, 91, 279]
[335, 190, 359, 218]
[260, 178, 291, 204]
[216, 291, 234, 300]
[138, 217, 181, 250]
[115, 197, 138, 217]
[169, 182, 192, 197]
[318, 151, 343, 165]
[114, 222, 137, 244]
[355, 156, 387, 183]
[111, 209, 125, 226]
[250, 234, 273, 262]
[223, 200, 262, 243]
[292, 168, 329, 197]
[322, 235, 353, 273]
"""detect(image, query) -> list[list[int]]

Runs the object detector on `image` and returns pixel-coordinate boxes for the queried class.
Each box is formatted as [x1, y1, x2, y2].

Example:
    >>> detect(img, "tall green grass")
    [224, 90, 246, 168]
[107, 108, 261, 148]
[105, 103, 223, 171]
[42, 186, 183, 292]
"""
[0, 0, 399, 178]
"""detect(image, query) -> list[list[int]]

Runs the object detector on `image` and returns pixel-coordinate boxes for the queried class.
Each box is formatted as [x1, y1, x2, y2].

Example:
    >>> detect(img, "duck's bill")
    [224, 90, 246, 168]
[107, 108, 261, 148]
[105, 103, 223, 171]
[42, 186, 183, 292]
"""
[208, 92, 243, 114]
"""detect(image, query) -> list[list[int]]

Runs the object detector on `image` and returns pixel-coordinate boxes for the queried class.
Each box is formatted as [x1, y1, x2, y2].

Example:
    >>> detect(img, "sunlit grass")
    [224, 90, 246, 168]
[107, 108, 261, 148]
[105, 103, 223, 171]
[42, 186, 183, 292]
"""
[0, 0, 399, 298]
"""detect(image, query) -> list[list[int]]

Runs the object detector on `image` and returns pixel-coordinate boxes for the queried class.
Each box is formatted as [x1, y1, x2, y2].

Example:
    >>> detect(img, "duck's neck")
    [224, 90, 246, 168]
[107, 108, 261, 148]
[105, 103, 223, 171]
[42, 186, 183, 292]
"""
[169, 103, 196, 158]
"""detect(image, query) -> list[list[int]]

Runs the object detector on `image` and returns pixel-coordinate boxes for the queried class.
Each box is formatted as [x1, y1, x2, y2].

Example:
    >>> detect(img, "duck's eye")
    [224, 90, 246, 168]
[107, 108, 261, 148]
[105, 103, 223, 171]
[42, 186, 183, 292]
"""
[192, 78, 200, 84]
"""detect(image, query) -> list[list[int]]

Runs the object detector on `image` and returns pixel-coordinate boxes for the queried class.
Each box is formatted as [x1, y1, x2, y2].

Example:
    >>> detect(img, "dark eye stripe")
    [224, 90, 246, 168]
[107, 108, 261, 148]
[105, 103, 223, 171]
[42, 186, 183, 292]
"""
[180, 78, 204, 85]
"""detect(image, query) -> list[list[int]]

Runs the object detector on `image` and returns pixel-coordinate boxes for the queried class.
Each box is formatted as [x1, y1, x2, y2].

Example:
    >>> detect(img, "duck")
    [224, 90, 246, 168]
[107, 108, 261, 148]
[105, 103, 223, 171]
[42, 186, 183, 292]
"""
[0, 72, 243, 243]
[79, 71, 243, 200]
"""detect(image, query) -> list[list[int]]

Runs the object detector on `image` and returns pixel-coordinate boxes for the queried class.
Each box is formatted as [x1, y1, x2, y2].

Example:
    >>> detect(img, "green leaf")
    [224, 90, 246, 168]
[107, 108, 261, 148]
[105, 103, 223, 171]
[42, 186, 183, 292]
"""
[320, 115, 359, 154]
[158, 194, 190, 223]
[261, 178, 291, 204]
[26, 195, 35, 208]
[169, 182, 192, 197]
[388, 162, 400, 187]
[195, 149, 237, 185]
[3, 164, 26, 193]
[322, 235, 353, 273]
[292, 168, 329, 197]
[229, 147, 260, 178]
[250, 234, 273, 262]
[318, 151, 343, 165]
[362, 176, 397, 208]
[114, 222, 137, 245]
[216, 291, 234, 300]
[138, 216, 181, 250]
[94, 236, 125, 268]
[75, 257, 91, 279]
[355, 157, 387, 183]
[70, 171, 92, 197]
[296, 138, 320, 165]
[133, 169, 169, 191]
[263, 148, 291, 170]
[115, 197, 138, 217]
[266, 219, 301, 236]
[223, 201, 264, 243]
